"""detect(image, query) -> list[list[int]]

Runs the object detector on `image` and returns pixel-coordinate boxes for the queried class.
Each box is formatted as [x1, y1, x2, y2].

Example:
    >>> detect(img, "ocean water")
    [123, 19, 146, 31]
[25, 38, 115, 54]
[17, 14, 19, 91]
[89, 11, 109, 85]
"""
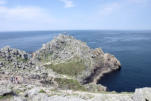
[0, 30, 151, 92]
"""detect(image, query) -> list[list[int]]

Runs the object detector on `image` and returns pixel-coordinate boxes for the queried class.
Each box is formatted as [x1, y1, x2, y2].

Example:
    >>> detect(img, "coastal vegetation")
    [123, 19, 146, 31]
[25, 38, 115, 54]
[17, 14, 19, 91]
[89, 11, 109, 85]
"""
[54, 78, 86, 91]
[45, 59, 85, 77]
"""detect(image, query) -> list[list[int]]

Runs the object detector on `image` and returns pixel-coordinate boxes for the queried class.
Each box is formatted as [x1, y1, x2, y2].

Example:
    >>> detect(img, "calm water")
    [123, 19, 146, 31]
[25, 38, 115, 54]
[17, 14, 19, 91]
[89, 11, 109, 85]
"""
[0, 30, 151, 92]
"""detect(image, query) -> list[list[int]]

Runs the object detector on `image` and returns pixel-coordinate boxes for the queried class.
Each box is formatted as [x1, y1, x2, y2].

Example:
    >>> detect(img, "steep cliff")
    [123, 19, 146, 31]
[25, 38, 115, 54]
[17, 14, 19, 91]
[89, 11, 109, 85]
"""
[33, 34, 121, 84]
[0, 34, 151, 101]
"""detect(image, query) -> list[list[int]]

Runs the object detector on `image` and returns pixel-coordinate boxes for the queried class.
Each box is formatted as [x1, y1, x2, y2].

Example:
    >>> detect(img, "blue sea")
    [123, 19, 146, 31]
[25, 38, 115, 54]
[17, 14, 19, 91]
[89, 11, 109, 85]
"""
[0, 30, 151, 92]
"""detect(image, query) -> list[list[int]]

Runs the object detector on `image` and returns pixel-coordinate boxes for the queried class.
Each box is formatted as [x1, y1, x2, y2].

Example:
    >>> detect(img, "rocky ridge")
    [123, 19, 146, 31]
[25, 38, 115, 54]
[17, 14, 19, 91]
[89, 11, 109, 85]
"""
[0, 34, 150, 101]
[0, 83, 151, 101]
[33, 34, 121, 84]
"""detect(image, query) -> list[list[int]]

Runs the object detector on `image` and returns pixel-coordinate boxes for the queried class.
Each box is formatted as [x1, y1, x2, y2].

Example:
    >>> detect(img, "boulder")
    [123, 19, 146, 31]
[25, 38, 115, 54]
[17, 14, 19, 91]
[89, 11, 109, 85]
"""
[133, 87, 151, 101]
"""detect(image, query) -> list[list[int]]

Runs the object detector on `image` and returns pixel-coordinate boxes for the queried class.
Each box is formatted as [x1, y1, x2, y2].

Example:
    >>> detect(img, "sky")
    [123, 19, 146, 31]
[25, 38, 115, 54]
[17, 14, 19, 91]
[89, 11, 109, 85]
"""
[0, 0, 151, 31]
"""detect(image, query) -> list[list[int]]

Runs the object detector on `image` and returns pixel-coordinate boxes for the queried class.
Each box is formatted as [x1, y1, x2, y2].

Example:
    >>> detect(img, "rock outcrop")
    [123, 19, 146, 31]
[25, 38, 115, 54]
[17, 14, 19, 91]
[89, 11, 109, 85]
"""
[0, 46, 35, 73]
[2, 34, 150, 101]
[0, 83, 150, 101]
[33, 34, 121, 84]
[133, 87, 151, 101]
[0, 34, 121, 92]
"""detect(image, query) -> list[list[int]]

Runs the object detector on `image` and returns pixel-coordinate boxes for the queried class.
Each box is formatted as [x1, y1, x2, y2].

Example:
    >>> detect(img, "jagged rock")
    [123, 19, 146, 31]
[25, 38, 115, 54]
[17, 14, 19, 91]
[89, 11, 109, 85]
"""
[133, 87, 151, 101]
[0, 34, 121, 93]
[0, 85, 12, 96]
[0, 34, 151, 101]
[31, 74, 41, 80]
[33, 34, 121, 85]
[1, 84, 150, 101]
[84, 83, 107, 92]
[0, 46, 38, 77]
[25, 87, 41, 97]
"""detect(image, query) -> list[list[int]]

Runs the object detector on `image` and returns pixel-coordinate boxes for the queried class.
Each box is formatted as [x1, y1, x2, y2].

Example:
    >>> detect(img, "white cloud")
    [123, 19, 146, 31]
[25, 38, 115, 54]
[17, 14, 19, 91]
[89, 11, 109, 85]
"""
[60, 0, 75, 8]
[0, 6, 57, 31]
[99, 3, 120, 16]
[0, 6, 51, 21]
[0, 0, 6, 5]
[127, 0, 148, 3]
[98, 0, 148, 17]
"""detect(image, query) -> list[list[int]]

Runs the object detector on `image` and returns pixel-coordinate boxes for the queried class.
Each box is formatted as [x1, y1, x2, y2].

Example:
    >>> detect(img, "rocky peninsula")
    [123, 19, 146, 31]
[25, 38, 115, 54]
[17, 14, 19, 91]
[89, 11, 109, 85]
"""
[0, 34, 150, 101]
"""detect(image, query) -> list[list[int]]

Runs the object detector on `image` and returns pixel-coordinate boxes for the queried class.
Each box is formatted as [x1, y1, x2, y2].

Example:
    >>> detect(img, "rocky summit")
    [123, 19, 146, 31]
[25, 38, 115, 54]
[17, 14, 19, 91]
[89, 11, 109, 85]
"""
[33, 34, 121, 84]
[0, 34, 150, 101]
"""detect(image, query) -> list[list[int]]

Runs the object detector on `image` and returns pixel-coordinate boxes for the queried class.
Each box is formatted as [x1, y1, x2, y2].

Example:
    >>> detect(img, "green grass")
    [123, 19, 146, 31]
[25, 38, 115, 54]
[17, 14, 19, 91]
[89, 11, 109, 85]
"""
[17, 57, 28, 62]
[45, 60, 85, 77]
[0, 57, 5, 61]
[54, 78, 86, 91]
[0, 95, 12, 100]
[39, 89, 46, 93]
[40, 53, 53, 62]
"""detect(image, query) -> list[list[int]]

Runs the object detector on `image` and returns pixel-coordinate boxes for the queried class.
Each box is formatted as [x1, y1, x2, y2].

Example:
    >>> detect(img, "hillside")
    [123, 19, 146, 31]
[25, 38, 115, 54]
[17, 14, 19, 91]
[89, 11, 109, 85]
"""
[0, 34, 150, 101]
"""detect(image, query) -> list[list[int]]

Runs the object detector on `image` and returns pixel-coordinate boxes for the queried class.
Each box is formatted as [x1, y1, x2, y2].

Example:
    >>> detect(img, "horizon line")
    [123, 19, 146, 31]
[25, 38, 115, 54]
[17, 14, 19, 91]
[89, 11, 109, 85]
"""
[0, 29, 151, 32]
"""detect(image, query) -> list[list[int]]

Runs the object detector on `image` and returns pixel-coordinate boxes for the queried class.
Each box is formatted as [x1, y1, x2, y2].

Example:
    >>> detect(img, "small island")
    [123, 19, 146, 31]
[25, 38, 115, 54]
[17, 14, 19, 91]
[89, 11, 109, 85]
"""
[0, 34, 150, 101]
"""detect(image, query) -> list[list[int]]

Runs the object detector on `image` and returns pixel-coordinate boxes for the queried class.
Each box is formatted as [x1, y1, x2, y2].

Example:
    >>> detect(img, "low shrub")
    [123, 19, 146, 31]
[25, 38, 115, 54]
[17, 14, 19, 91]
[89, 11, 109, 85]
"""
[54, 78, 86, 91]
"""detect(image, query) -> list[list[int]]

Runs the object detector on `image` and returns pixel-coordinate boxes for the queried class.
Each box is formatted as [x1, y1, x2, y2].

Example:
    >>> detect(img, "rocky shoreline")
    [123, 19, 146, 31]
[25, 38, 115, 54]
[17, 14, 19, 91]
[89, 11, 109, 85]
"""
[0, 34, 150, 101]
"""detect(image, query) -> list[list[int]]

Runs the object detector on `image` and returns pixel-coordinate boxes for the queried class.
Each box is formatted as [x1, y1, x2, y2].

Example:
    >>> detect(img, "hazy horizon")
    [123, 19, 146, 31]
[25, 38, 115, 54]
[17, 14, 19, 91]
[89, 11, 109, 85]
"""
[1, 29, 151, 32]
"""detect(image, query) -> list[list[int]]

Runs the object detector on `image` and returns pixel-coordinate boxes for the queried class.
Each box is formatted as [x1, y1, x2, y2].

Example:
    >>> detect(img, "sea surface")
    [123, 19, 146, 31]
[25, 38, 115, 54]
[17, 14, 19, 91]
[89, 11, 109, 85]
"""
[0, 30, 151, 92]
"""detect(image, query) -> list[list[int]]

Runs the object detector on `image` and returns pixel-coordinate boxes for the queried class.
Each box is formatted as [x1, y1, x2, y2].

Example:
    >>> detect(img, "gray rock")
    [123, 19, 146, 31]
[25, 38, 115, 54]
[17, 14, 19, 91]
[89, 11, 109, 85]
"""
[0, 34, 121, 93]
[133, 87, 151, 101]
[0, 86, 12, 96]
[25, 87, 41, 97]
[32, 34, 121, 85]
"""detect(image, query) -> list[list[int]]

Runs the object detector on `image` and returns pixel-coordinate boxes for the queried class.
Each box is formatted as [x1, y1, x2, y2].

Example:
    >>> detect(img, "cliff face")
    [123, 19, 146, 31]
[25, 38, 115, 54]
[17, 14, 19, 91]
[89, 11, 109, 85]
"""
[0, 34, 121, 92]
[33, 34, 121, 84]
[0, 34, 151, 101]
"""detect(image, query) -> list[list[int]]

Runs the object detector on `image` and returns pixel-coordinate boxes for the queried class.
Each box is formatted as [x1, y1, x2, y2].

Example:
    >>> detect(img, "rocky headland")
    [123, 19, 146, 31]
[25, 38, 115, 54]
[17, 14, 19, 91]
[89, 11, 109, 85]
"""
[0, 34, 150, 101]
